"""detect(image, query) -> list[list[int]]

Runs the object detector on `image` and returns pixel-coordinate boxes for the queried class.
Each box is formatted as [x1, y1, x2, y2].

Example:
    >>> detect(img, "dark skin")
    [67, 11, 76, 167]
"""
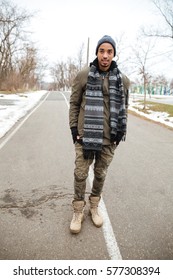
[97, 43, 114, 71]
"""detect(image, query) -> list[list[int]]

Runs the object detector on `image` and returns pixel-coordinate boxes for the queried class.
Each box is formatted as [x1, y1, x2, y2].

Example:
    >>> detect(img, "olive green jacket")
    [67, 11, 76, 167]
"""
[69, 66, 130, 145]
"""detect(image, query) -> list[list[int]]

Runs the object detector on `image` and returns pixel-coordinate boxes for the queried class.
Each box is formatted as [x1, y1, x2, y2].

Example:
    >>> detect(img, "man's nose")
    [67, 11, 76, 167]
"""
[103, 51, 108, 58]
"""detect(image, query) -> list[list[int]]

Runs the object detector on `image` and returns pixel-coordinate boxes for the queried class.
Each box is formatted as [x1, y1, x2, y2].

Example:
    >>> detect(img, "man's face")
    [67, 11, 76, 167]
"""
[97, 43, 114, 71]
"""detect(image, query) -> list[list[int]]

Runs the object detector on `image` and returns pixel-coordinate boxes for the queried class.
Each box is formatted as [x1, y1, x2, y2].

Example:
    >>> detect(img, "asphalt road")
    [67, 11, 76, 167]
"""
[0, 91, 173, 260]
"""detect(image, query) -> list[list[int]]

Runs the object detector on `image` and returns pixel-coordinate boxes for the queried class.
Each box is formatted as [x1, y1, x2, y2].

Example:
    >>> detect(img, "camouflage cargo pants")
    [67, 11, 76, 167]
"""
[73, 143, 116, 200]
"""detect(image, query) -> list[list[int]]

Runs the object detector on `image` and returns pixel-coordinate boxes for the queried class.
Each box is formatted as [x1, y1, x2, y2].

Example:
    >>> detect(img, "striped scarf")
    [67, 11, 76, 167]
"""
[83, 60, 127, 152]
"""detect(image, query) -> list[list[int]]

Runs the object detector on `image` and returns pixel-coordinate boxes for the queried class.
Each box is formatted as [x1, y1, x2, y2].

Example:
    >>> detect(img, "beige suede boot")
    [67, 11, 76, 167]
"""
[70, 200, 85, 234]
[89, 196, 103, 227]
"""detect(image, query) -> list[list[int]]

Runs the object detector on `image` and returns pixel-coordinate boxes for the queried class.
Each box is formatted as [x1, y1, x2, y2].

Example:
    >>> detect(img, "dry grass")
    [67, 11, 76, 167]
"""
[135, 100, 173, 117]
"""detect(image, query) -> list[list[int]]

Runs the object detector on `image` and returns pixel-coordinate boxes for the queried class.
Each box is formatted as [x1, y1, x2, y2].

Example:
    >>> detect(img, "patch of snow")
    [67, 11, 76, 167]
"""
[129, 97, 173, 128]
[0, 91, 47, 138]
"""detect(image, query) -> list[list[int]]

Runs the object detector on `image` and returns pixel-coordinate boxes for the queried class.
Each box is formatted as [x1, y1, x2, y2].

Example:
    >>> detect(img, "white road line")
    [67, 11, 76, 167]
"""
[60, 91, 69, 108]
[61, 91, 122, 260]
[88, 168, 122, 260]
[0, 91, 50, 151]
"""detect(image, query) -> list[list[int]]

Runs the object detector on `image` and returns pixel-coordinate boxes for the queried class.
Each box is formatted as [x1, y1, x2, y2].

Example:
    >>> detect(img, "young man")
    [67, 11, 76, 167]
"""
[69, 35, 130, 233]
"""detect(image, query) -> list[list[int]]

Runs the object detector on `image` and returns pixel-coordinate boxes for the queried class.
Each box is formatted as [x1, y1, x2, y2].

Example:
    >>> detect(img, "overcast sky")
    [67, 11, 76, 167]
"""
[13, 0, 173, 80]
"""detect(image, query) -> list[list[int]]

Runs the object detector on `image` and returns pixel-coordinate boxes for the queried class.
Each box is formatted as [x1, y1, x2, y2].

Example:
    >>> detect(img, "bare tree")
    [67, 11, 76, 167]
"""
[17, 45, 39, 89]
[115, 33, 131, 74]
[0, 0, 44, 91]
[76, 42, 85, 71]
[151, 74, 169, 94]
[50, 54, 84, 91]
[66, 57, 78, 89]
[130, 37, 155, 109]
[143, 0, 173, 40]
[0, 1, 32, 84]
[50, 61, 66, 90]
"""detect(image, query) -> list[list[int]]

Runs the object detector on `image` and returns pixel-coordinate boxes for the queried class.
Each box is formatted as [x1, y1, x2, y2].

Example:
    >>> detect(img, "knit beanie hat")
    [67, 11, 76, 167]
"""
[95, 35, 116, 56]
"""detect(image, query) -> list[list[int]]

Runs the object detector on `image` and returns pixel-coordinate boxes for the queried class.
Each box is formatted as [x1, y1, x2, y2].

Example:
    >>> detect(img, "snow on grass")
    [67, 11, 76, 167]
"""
[129, 96, 173, 129]
[0, 90, 47, 138]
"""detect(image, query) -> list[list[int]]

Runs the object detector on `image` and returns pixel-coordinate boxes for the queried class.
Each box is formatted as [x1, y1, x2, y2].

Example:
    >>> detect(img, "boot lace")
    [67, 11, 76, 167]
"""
[72, 212, 82, 223]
